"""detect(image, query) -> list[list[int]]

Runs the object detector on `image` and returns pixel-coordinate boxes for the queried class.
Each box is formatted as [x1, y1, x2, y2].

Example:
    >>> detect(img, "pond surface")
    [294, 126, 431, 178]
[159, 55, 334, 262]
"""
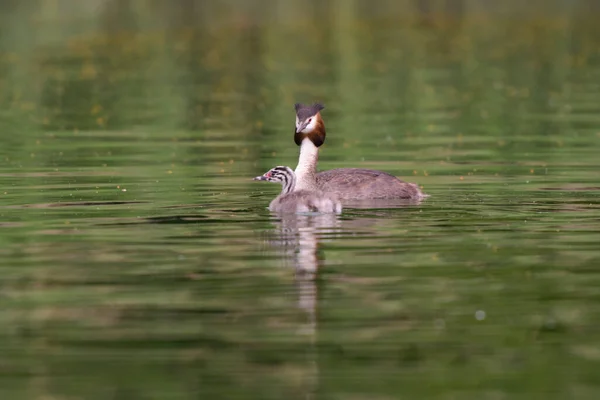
[1, 1, 600, 399]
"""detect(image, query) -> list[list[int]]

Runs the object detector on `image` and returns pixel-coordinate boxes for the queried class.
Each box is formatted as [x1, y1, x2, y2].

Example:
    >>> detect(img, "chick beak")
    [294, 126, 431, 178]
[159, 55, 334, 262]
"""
[253, 175, 267, 181]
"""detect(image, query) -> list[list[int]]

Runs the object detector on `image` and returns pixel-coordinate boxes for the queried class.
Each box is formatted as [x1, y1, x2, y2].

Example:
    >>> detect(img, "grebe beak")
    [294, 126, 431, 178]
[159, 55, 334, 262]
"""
[295, 120, 309, 134]
[253, 175, 268, 181]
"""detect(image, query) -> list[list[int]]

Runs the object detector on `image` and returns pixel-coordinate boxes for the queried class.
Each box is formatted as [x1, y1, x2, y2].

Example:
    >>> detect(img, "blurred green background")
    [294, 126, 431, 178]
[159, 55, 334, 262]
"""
[1, 1, 600, 399]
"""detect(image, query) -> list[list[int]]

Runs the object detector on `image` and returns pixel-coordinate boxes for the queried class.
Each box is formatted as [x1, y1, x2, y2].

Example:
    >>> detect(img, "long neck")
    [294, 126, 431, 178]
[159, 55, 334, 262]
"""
[294, 138, 320, 192]
[280, 170, 296, 195]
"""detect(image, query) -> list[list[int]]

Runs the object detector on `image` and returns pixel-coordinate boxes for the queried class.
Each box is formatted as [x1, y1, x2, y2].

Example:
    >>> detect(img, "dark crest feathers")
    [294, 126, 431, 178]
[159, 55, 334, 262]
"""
[294, 103, 325, 120]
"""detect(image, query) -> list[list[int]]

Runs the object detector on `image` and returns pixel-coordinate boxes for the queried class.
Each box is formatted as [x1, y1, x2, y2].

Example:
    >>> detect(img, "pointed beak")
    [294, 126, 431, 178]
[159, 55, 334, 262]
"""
[253, 175, 267, 181]
[295, 121, 308, 134]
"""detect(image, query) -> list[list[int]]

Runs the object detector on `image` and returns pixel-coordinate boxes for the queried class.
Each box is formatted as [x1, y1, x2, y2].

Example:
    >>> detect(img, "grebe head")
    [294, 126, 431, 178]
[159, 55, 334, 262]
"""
[294, 103, 326, 147]
[253, 166, 296, 194]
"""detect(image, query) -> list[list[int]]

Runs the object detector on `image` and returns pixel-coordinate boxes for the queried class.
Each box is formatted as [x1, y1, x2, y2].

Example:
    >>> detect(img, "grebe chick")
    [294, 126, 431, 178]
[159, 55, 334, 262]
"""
[293, 103, 428, 201]
[253, 166, 342, 214]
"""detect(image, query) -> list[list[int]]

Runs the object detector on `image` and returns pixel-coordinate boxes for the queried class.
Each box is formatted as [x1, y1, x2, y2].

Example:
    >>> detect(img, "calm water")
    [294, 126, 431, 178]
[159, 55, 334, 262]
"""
[2, 1, 600, 399]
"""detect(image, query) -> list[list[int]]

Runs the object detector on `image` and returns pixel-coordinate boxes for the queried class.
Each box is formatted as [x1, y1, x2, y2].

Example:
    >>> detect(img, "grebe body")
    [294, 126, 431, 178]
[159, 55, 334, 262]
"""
[293, 103, 427, 201]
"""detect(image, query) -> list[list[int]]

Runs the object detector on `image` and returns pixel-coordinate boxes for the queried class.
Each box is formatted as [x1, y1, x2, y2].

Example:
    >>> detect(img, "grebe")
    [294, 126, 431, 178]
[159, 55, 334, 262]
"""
[293, 103, 427, 200]
[254, 166, 342, 214]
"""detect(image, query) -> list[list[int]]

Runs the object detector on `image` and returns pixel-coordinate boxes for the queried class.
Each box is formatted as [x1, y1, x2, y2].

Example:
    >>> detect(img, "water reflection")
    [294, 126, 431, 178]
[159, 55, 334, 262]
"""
[266, 212, 341, 303]
[262, 212, 342, 400]
[261, 206, 430, 399]
[3, 1, 600, 398]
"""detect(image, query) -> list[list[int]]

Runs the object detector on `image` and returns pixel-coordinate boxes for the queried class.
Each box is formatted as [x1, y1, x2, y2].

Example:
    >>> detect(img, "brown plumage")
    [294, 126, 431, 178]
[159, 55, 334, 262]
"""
[294, 103, 326, 147]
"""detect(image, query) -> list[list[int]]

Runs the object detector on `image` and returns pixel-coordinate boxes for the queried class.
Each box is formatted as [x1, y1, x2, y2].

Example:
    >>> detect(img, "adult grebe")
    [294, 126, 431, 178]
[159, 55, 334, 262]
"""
[293, 103, 427, 200]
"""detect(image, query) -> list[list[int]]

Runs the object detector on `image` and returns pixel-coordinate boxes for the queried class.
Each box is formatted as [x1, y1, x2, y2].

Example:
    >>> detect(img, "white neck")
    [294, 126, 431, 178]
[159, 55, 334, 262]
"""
[294, 138, 320, 192]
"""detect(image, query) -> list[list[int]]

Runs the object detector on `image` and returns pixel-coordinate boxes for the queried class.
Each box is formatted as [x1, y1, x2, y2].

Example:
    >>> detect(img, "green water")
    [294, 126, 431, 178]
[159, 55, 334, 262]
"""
[2, 1, 600, 399]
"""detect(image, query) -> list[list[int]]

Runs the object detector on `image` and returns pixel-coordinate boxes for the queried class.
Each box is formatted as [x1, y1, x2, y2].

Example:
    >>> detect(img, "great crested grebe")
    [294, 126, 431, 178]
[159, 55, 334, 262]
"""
[254, 166, 342, 214]
[293, 103, 427, 200]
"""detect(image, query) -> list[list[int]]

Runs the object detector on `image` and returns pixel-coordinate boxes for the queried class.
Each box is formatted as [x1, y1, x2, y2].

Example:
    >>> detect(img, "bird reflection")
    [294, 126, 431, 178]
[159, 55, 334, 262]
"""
[267, 212, 341, 319]
[260, 201, 422, 399]
[261, 212, 341, 399]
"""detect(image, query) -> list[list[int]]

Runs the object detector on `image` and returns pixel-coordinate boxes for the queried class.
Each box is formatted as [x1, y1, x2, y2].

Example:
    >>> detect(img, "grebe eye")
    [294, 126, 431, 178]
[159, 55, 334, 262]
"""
[307, 118, 312, 124]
